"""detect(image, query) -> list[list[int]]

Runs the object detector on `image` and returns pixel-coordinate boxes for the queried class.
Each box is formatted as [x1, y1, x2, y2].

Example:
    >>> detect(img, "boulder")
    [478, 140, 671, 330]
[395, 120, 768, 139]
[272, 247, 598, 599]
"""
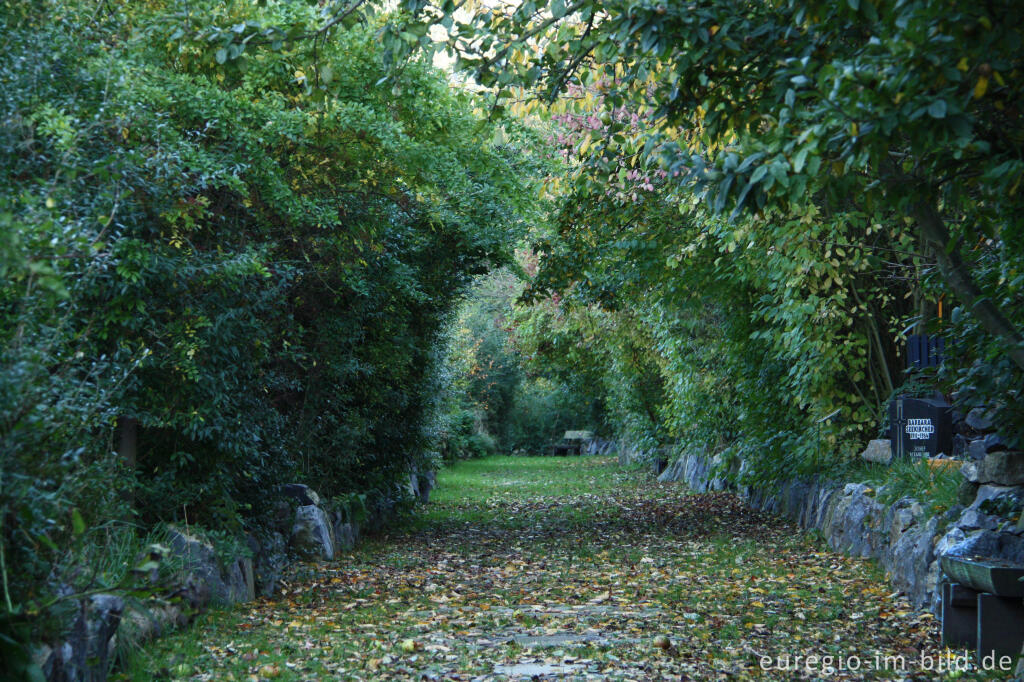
[657, 458, 685, 483]
[824, 485, 884, 558]
[120, 602, 187, 644]
[167, 527, 253, 605]
[942, 529, 1024, 565]
[52, 594, 124, 682]
[935, 525, 968, 559]
[968, 439, 987, 461]
[965, 407, 994, 432]
[290, 505, 335, 560]
[969, 484, 1024, 511]
[883, 515, 938, 609]
[956, 509, 1000, 531]
[983, 433, 1008, 453]
[408, 470, 436, 504]
[860, 439, 893, 465]
[41, 643, 72, 682]
[963, 452, 1024, 486]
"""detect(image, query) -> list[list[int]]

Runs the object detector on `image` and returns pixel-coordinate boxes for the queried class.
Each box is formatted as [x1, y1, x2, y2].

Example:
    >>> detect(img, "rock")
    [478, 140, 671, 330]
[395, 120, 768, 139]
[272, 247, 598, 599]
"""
[827, 486, 884, 558]
[62, 594, 124, 682]
[969, 484, 1024, 511]
[279, 483, 321, 507]
[290, 505, 335, 560]
[956, 509, 1000, 531]
[965, 407, 994, 432]
[860, 439, 893, 465]
[415, 470, 436, 504]
[935, 525, 968, 558]
[942, 529, 1024, 565]
[657, 458, 684, 482]
[983, 433, 1008, 453]
[884, 515, 938, 609]
[333, 520, 357, 551]
[41, 643, 72, 682]
[167, 527, 253, 605]
[121, 602, 187, 644]
[886, 497, 924, 540]
[32, 644, 51, 676]
[969, 451, 1024, 486]
[254, 532, 287, 598]
[961, 460, 980, 483]
[957, 479, 980, 507]
[968, 438, 987, 461]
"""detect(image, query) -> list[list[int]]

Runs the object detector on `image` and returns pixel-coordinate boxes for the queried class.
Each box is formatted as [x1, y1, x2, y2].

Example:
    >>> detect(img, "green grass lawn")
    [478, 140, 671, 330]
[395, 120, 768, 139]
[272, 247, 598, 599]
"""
[124, 456, 1011, 681]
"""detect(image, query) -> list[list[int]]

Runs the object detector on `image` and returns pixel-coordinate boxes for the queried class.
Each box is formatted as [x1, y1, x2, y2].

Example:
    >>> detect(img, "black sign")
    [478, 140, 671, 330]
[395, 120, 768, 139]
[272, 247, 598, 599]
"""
[889, 397, 953, 459]
[906, 333, 945, 369]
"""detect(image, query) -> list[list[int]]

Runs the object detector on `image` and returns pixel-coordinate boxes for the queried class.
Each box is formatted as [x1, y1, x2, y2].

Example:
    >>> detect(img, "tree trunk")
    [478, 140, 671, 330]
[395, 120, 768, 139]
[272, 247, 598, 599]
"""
[912, 199, 1024, 372]
[117, 417, 137, 468]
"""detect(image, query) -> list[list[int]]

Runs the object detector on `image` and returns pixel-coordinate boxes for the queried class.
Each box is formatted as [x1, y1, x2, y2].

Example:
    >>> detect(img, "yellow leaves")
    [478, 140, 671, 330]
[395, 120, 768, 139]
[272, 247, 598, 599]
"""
[957, 57, 969, 72]
[973, 75, 989, 99]
[294, 69, 306, 84]
[849, 122, 859, 137]
[399, 638, 422, 653]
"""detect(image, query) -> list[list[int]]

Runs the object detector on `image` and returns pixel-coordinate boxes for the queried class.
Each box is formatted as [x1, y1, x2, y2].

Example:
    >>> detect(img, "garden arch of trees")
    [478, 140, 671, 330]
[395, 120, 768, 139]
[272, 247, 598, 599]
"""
[1, 0, 1022, 674]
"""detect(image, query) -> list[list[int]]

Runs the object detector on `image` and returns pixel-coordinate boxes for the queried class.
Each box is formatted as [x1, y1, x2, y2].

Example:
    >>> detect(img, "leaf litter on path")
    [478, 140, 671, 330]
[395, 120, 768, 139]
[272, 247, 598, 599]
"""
[134, 456, 1010, 681]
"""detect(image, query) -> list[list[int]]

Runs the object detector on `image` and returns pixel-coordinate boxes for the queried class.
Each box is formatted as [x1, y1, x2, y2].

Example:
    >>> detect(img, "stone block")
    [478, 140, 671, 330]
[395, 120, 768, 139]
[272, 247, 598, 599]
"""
[941, 582, 978, 650]
[861, 439, 892, 464]
[977, 593, 1024, 665]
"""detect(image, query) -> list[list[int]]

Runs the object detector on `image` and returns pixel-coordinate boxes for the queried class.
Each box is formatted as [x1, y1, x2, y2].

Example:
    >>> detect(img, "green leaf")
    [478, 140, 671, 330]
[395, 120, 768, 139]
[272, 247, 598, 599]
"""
[71, 508, 86, 536]
[927, 99, 947, 119]
[215, 48, 228, 64]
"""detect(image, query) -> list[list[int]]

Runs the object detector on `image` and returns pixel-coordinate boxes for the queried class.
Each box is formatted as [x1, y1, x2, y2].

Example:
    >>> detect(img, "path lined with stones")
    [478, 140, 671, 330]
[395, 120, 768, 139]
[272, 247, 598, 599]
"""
[141, 457, 976, 680]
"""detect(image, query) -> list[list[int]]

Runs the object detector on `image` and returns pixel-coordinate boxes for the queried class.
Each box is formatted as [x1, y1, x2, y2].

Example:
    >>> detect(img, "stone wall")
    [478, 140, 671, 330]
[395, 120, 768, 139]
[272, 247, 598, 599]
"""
[658, 451, 1024, 614]
[38, 473, 435, 682]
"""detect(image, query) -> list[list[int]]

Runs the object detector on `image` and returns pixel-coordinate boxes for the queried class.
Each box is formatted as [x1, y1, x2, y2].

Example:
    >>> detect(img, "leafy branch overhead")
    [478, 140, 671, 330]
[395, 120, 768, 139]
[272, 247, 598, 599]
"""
[379, 0, 1024, 370]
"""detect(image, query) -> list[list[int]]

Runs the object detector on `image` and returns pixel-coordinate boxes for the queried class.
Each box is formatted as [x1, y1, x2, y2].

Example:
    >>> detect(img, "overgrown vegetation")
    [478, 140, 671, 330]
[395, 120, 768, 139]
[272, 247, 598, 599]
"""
[436, 270, 600, 460]
[5, 0, 1024, 677]
[1, 0, 543, 671]
[385, 0, 1024, 482]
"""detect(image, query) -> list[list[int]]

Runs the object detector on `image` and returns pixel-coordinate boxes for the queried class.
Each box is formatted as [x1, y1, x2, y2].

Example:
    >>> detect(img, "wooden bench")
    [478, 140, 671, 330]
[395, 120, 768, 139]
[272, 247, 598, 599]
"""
[550, 430, 593, 456]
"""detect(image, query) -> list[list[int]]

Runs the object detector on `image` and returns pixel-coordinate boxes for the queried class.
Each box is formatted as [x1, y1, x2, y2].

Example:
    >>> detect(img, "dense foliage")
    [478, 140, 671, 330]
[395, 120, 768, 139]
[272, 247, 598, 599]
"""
[379, 0, 1024, 478]
[437, 269, 599, 459]
[0, 0, 542, 668]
